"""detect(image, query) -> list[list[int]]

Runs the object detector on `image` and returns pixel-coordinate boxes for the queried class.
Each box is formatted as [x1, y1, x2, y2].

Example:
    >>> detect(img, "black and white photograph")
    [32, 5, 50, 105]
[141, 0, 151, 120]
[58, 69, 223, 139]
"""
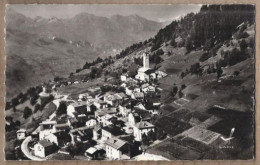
[4, 4, 255, 160]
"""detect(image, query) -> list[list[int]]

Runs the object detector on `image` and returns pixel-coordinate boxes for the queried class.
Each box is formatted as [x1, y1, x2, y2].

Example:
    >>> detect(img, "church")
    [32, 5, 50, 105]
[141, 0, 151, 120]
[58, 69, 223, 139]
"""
[135, 50, 154, 82]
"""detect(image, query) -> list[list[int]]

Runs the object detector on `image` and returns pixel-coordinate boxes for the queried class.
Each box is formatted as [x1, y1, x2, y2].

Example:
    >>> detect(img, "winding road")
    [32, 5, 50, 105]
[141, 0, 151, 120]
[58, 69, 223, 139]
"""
[21, 99, 60, 160]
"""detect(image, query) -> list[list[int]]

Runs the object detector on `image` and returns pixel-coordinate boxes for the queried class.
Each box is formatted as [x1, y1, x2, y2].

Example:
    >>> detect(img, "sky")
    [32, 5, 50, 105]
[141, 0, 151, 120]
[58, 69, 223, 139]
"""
[8, 4, 202, 22]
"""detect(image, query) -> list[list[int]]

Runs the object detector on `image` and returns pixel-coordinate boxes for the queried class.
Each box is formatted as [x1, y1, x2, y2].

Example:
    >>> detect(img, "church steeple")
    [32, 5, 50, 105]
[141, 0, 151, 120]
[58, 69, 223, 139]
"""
[143, 49, 149, 68]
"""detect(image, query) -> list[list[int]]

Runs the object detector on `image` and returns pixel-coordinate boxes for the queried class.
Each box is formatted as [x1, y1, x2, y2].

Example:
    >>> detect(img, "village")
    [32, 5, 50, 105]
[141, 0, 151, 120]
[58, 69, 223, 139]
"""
[16, 51, 169, 160]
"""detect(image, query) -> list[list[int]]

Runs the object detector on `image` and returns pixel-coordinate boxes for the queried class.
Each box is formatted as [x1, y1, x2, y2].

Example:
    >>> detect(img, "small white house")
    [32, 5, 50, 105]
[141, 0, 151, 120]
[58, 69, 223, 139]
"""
[85, 118, 97, 128]
[16, 129, 27, 140]
[34, 140, 55, 158]
[121, 74, 128, 82]
[125, 86, 135, 96]
[131, 92, 144, 100]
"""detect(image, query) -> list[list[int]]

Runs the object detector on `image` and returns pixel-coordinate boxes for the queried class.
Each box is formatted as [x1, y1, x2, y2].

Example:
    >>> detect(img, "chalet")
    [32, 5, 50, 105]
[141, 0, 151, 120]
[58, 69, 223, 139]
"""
[16, 129, 27, 140]
[67, 101, 88, 117]
[128, 110, 152, 127]
[120, 74, 128, 82]
[142, 85, 156, 93]
[133, 87, 141, 93]
[85, 118, 97, 128]
[133, 121, 155, 141]
[45, 131, 71, 146]
[104, 93, 118, 106]
[125, 86, 135, 96]
[39, 121, 57, 140]
[34, 140, 56, 158]
[95, 108, 117, 126]
[104, 137, 131, 160]
[131, 92, 144, 100]
[93, 99, 108, 109]
[85, 147, 105, 160]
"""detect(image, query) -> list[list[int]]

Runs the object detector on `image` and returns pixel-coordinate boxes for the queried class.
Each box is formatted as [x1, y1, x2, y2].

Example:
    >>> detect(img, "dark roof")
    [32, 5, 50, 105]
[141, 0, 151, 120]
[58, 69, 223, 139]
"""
[53, 131, 69, 138]
[102, 125, 125, 136]
[38, 140, 54, 148]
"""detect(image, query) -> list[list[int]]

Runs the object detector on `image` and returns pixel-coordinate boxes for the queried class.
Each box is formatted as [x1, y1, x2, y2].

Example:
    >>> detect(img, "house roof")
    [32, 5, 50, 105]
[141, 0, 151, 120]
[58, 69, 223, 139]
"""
[17, 129, 26, 133]
[94, 99, 107, 105]
[55, 123, 70, 129]
[86, 147, 97, 154]
[115, 92, 126, 99]
[102, 125, 125, 136]
[105, 137, 126, 150]
[86, 118, 97, 123]
[70, 101, 88, 108]
[138, 67, 151, 73]
[133, 92, 144, 98]
[38, 140, 54, 148]
[134, 121, 154, 129]
[53, 131, 69, 138]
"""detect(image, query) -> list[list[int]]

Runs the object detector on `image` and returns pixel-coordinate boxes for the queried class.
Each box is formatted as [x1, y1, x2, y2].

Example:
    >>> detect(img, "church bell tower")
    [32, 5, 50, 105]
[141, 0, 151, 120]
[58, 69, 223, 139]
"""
[143, 49, 149, 68]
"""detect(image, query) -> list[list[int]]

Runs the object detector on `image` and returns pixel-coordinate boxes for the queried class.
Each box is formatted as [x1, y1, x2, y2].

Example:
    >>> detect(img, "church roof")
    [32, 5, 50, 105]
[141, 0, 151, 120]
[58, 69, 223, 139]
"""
[138, 67, 151, 73]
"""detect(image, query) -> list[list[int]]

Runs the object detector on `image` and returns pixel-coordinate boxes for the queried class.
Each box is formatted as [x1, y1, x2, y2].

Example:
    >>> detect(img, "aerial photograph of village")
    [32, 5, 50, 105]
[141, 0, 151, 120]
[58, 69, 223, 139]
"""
[5, 4, 255, 160]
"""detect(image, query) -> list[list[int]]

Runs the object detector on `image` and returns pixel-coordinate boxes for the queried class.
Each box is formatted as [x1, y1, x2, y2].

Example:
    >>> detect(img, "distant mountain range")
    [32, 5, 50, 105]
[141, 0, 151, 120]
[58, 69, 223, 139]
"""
[5, 8, 165, 99]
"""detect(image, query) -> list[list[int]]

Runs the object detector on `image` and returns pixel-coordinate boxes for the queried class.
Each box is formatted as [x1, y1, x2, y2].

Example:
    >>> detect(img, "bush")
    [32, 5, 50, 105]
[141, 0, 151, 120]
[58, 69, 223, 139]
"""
[11, 98, 19, 107]
[240, 39, 248, 50]
[23, 107, 32, 119]
[34, 104, 41, 113]
[190, 63, 201, 75]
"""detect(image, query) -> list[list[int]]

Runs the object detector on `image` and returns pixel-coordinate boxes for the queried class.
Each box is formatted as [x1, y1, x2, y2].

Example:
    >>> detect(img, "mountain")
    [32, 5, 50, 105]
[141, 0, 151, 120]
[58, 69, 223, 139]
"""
[5, 8, 164, 100]
[72, 4, 254, 159]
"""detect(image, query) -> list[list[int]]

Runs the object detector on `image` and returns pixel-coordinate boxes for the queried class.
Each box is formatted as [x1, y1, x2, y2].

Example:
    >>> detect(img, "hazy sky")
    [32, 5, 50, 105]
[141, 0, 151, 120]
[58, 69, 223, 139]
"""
[8, 4, 201, 22]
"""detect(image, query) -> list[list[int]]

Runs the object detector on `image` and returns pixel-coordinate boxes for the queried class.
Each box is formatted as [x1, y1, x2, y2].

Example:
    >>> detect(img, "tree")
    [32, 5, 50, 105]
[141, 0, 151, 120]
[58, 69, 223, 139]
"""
[23, 107, 32, 119]
[5, 102, 11, 110]
[185, 37, 193, 53]
[30, 95, 39, 106]
[171, 84, 178, 97]
[181, 72, 185, 79]
[11, 98, 19, 107]
[170, 38, 177, 47]
[190, 63, 201, 75]
[142, 134, 150, 146]
[56, 102, 67, 117]
[181, 84, 186, 90]
[178, 90, 184, 98]
[240, 39, 248, 51]
[217, 67, 223, 78]
[34, 103, 41, 113]
[147, 130, 156, 141]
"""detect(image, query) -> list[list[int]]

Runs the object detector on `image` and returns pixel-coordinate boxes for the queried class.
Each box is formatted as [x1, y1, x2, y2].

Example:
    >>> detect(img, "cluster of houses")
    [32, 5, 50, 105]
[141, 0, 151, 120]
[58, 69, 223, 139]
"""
[18, 51, 167, 160]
